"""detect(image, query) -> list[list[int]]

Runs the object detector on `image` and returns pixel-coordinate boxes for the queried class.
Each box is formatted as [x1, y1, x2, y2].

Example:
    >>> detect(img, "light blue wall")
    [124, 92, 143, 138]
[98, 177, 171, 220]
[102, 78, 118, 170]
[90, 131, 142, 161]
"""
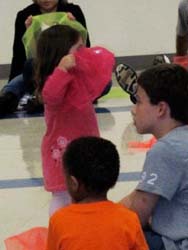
[0, 0, 180, 64]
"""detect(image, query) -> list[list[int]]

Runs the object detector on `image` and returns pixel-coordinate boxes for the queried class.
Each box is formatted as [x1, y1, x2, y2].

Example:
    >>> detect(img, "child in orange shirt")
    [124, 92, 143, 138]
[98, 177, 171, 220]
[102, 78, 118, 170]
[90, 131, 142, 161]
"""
[47, 136, 148, 250]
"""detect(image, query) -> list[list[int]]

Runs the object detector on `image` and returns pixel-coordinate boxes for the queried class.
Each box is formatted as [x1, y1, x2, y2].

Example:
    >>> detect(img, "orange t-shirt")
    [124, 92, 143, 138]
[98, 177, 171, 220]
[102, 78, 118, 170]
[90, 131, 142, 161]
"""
[47, 201, 148, 250]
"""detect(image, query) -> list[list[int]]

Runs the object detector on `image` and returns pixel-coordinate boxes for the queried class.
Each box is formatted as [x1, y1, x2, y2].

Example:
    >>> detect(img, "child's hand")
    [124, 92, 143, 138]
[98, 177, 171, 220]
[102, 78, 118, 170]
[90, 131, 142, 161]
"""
[58, 54, 76, 72]
[67, 12, 75, 20]
[25, 15, 33, 29]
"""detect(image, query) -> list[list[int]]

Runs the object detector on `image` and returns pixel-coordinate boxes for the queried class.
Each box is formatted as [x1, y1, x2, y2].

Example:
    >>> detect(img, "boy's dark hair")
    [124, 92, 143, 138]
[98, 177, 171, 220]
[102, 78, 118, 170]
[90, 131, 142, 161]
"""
[35, 24, 80, 98]
[63, 136, 120, 194]
[138, 64, 188, 124]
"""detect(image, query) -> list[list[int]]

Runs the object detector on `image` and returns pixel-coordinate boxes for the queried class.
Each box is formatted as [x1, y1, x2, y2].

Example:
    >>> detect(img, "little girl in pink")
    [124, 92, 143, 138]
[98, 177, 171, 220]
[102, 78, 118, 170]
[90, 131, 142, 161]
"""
[35, 24, 114, 215]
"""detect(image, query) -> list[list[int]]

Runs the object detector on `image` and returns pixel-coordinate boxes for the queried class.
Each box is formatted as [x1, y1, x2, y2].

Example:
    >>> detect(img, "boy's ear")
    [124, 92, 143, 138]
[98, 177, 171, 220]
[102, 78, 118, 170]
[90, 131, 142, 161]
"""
[70, 175, 79, 192]
[158, 101, 170, 117]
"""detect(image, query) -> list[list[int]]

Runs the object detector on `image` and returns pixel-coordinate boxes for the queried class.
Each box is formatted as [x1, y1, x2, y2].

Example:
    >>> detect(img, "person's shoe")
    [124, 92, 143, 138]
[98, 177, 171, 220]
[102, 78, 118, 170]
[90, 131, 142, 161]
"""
[153, 55, 171, 66]
[115, 63, 138, 103]
[0, 92, 19, 117]
[25, 97, 44, 114]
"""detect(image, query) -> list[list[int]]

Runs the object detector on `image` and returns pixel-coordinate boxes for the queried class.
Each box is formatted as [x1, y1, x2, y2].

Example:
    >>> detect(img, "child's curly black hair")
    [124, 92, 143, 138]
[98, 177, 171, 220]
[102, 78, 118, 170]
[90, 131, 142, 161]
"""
[63, 136, 120, 195]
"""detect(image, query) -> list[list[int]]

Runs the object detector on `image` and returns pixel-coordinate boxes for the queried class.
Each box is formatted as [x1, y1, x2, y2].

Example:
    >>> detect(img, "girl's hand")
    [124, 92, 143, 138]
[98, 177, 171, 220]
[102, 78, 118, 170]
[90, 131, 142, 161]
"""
[25, 15, 33, 29]
[67, 12, 75, 20]
[58, 54, 76, 72]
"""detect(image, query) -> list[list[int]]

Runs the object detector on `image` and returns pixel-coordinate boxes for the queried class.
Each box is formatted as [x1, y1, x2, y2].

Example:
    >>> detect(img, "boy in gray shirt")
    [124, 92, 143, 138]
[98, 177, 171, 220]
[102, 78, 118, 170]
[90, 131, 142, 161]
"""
[121, 64, 188, 250]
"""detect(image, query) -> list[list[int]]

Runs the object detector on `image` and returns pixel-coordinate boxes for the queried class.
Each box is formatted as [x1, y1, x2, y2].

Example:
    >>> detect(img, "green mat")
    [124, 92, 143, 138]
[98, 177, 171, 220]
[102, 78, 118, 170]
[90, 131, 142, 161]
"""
[101, 87, 129, 100]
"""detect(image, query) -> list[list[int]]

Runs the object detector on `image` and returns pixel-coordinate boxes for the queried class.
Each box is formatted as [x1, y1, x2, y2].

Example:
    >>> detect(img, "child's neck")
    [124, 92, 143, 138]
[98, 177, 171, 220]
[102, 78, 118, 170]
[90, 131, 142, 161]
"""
[74, 193, 108, 204]
[40, 6, 58, 13]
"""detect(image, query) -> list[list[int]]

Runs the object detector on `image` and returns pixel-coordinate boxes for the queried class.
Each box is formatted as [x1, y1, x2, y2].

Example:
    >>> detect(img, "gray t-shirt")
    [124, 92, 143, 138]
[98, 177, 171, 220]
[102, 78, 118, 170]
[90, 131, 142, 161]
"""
[137, 126, 188, 250]
[177, 0, 188, 36]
